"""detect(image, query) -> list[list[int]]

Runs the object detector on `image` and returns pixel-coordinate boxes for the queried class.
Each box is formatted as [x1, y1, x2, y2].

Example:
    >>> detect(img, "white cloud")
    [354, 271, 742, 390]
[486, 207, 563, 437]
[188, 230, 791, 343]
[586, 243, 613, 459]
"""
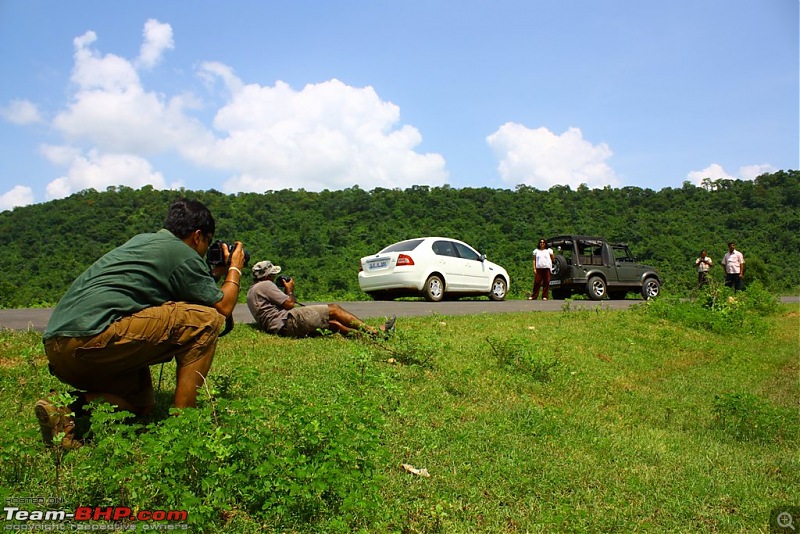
[1, 99, 43, 125]
[687, 163, 777, 186]
[44, 150, 169, 200]
[135, 19, 174, 69]
[194, 69, 448, 192]
[53, 28, 210, 155]
[40, 21, 446, 199]
[0, 185, 35, 210]
[738, 163, 777, 181]
[487, 123, 618, 189]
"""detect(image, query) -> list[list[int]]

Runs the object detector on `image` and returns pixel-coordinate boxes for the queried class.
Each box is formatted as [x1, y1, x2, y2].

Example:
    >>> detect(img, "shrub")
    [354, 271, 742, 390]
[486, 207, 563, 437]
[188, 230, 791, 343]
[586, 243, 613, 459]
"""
[641, 281, 779, 334]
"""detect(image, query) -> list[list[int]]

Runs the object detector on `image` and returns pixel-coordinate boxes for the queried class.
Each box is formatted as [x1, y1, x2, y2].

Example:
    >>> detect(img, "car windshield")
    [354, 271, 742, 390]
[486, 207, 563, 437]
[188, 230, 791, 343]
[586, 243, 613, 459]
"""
[381, 239, 424, 253]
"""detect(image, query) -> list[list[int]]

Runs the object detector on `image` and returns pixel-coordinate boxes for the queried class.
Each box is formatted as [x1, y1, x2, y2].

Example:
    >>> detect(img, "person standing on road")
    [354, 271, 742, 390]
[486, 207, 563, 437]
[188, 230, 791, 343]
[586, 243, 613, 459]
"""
[722, 241, 745, 291]
[530, 238, 555, 300]
[695, 249, 713, 288]
[38, 199, 246, 449]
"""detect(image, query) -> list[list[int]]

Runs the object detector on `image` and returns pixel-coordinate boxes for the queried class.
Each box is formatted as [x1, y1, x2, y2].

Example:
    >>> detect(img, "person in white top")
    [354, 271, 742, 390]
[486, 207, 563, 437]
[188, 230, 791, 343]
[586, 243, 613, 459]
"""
[721, 241, 745, 291]
[530, 238, 555, 300]
[695, 249, 713, 288]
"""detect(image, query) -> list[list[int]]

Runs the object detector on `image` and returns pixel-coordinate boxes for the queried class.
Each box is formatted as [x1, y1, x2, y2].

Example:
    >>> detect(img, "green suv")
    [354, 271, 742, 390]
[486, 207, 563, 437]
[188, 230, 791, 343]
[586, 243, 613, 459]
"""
[547, 235, 662, 300]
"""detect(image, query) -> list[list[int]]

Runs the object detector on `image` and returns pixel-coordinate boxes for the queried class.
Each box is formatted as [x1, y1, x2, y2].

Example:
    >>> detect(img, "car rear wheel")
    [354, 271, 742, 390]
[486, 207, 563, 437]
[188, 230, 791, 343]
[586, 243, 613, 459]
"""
[489, 276, 507, 301]
[423, 274, 445, 302]
[641, 277, 660, 299]
[587, 276, 606, 300]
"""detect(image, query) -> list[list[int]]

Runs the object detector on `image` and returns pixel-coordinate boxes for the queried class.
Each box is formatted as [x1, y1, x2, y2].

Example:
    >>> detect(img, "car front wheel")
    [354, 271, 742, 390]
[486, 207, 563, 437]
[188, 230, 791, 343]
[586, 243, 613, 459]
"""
[587, 276, 606, 300]
[642, 278, 660, 299]
[489, 276, 507, 301]
[423, 275, 445, 302]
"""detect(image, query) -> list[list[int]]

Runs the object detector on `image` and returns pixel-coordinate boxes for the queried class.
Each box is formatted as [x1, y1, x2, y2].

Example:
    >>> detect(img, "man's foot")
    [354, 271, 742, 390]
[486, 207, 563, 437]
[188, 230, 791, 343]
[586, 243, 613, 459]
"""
[543, 297, 548, 301]
[34, 397, 81, 449]
[382, 316, 397, 337]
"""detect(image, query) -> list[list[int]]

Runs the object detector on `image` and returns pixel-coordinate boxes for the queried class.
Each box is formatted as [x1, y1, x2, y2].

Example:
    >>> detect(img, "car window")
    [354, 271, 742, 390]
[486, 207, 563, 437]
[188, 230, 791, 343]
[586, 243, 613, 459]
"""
[551, 239, 574, 264]
[382, 239, 424, 253]
[613, 246, 633, 262]
[432, 240, 458, 257]
[453, 242, 480, 261]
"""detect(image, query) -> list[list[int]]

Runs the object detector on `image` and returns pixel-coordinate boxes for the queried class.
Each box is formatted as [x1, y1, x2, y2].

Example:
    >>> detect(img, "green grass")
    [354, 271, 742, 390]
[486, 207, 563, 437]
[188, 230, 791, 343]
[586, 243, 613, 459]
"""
[0, 295, 797, 532]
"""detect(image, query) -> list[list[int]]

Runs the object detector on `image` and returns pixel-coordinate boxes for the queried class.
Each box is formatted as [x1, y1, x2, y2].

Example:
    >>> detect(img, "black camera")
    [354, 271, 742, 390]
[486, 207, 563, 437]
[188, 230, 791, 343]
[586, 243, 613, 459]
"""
[275, 274, 292, 290]
[206, 240, 250, 269]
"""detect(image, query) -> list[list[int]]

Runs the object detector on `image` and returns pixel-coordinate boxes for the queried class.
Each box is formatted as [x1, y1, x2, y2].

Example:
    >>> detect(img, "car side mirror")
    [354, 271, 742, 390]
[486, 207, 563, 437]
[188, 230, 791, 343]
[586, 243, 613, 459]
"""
[480, 253, 486, 262]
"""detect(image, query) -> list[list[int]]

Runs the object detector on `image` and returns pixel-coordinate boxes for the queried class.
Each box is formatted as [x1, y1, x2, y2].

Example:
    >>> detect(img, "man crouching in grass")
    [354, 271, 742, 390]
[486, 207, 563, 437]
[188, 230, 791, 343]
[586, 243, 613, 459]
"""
[246, 259, 395, 339]
[37, 199, 246, 448]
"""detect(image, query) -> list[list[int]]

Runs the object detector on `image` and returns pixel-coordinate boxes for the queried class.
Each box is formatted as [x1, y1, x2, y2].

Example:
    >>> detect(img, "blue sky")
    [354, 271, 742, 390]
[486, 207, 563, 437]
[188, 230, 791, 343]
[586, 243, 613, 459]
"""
[0, 0, 797, 209]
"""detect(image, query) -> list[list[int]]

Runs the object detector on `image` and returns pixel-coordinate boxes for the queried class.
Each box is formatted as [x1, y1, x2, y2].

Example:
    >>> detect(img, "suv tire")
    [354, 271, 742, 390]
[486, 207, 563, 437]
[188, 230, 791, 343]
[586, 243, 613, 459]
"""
[641, 277, 660, 300]
[587, 276, 606, 300]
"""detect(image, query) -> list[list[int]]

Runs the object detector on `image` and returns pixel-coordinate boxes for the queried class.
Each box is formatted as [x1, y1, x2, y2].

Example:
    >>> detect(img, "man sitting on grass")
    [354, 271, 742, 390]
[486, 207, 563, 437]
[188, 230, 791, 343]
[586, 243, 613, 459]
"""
[246, 260, 395, 338]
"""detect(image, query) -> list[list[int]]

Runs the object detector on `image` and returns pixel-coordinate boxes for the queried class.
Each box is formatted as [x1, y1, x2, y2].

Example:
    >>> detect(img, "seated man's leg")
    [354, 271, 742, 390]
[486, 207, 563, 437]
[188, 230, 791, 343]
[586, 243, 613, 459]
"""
[327, 304, 378, 336]
[283, 304, 389, 338]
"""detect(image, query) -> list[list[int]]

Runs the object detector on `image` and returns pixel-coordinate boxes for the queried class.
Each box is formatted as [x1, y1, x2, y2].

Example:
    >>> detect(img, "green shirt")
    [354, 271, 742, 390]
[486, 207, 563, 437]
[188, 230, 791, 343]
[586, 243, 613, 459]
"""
[44, 229, 223, 339]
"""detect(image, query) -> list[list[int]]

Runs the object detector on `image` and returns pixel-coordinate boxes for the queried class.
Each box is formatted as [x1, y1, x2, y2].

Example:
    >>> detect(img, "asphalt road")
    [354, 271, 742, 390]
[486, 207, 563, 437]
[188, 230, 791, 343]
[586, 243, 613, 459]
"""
[1, 298, 650, 333]
[3, 296, 797, 333]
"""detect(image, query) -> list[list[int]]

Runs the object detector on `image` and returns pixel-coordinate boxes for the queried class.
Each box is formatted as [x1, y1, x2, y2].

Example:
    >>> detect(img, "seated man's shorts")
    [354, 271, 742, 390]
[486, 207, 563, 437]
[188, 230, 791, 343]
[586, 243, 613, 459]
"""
[283, 305, 331, 337]
[44, 302, 224, 408]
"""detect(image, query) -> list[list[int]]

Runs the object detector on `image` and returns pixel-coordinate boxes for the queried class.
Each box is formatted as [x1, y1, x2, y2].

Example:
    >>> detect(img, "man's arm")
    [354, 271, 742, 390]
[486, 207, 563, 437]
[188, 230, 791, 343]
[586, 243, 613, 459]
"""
[213, 242, 246, 317]
[281, 278, 297, 309]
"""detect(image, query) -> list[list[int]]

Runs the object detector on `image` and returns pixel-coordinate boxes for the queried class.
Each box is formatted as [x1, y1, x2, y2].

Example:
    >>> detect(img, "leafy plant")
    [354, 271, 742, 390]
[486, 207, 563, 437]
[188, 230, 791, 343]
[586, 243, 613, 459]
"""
[486, 335, 560, 382]
[711, 392, 791, 443]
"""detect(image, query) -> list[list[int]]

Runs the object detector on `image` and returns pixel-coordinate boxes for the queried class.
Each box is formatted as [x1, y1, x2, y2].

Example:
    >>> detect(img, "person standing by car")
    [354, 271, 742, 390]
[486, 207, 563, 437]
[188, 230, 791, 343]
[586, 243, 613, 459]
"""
[530, 239, 555, 300]
[722, 242, 745, 290]
[695, 249, 713, 288]
[247, 260, 395, 338]
[38, 199, 246, 448]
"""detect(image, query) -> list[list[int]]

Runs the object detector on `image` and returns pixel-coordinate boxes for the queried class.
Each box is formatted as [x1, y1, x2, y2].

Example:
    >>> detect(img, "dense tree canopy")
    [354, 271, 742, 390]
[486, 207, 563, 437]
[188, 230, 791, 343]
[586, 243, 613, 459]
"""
[1, 170, 797, 308]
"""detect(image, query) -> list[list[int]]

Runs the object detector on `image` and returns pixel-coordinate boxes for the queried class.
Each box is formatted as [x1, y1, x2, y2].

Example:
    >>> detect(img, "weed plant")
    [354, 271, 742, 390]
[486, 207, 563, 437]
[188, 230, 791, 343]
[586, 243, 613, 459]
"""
[0, 297, 797, 532]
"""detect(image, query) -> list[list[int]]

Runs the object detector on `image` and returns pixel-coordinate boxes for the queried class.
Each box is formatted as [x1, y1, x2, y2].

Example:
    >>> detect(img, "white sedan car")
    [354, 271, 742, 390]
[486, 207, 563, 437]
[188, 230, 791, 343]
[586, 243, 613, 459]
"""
[358, 237, 510, 301]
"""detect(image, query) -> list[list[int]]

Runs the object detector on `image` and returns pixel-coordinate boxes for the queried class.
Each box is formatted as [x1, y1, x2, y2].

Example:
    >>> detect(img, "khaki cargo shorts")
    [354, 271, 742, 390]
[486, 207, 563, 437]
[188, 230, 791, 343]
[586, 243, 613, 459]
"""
[283, 305, 331, 337]
[44, 302, 224, 407]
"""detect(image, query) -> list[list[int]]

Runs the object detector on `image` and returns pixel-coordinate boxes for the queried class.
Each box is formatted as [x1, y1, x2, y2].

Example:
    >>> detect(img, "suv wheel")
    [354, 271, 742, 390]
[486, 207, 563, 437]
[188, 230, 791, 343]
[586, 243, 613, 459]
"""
[587, 276, 606, 300]
[551, 255, 568, 277]
[641, 277, 660, 300]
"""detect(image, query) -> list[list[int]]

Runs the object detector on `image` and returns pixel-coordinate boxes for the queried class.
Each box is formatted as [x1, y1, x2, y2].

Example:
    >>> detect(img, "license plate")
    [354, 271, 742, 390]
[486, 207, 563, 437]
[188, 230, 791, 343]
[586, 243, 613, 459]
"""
[369, 260, 388, 270]
[549, 280, 561, 286]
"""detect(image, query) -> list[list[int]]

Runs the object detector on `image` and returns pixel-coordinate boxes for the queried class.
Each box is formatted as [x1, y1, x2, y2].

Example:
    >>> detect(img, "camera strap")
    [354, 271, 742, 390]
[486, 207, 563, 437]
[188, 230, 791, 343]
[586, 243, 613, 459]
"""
[220, 315, 234, 337]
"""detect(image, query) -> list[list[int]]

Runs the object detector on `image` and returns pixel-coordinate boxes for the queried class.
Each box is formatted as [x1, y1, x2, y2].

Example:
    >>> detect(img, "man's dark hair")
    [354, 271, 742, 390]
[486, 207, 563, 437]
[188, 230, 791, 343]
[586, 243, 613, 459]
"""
[163, 198, 216, 239]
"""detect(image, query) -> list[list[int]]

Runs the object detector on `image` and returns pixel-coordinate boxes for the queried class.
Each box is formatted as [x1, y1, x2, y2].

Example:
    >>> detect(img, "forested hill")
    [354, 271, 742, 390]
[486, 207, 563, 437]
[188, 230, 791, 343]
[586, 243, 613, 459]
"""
[1, 170, 798, 308]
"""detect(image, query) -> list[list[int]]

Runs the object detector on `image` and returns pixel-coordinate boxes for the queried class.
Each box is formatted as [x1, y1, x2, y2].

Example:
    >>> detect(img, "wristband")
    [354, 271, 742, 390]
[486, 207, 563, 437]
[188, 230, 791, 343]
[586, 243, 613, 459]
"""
[223, 280, 239, 288]
[229, 266, 242, 277]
